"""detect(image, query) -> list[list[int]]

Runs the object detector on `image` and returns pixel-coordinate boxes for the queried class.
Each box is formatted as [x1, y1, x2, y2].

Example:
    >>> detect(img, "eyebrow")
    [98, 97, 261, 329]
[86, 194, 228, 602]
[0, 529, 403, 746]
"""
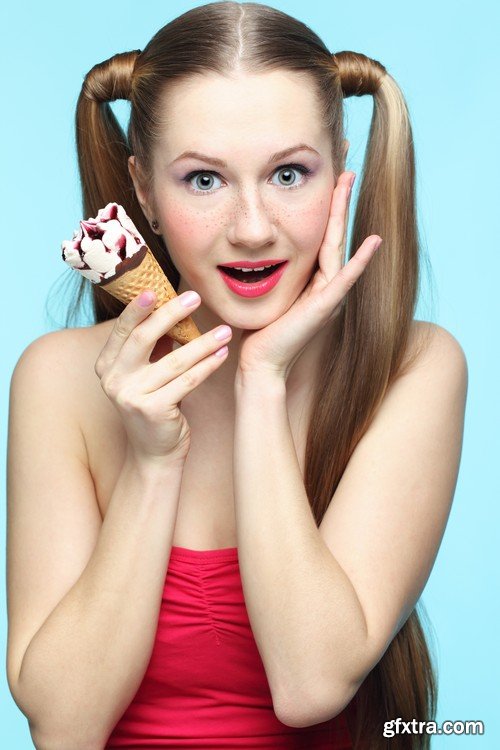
[169, 143, 320, 168]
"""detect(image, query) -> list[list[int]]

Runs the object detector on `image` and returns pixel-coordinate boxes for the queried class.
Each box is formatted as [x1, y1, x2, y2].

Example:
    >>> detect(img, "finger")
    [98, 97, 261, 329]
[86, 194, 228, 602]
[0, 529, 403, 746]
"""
[339, 174, 355, 263]
[118, 291, 202, 370]
[319, 172, 354, 279]
[143, 344, 229, 411]
[320, 235, 383, 312]
[95, 290, 158, 375]
[141, 324, 233, 395]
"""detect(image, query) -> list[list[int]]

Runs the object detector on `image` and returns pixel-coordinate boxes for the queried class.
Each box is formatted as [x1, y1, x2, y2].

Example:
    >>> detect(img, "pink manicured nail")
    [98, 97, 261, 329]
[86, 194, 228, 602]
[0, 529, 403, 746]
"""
[349, 173, 356, 188]
[214, 345, 229, 358]
[180, 291, 200, 307]
[214, 325, 232, 341]
[138, 291, 155, 307]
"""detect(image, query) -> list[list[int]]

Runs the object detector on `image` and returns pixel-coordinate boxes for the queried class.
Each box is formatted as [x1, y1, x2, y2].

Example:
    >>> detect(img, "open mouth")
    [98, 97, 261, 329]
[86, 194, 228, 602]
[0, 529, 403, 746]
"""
[217, 262, 286, 283]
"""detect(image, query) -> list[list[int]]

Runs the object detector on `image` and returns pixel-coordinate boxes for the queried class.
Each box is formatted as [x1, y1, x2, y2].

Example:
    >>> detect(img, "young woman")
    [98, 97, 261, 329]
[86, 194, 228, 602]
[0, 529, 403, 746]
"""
[6, 2, 468, 748]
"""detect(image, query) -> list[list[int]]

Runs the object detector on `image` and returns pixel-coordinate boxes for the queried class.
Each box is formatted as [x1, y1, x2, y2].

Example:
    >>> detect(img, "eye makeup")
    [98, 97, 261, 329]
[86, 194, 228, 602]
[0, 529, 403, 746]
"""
[181, 162, 313, 195]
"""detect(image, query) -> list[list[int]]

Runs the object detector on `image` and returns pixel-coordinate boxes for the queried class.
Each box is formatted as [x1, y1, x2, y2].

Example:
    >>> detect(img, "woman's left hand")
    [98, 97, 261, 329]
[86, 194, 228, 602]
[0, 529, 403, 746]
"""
[236, 171, 383, 384]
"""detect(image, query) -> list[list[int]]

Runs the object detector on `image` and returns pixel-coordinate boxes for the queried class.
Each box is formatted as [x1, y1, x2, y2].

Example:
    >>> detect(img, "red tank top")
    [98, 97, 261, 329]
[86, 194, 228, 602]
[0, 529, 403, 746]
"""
[105, 545, 354, 749]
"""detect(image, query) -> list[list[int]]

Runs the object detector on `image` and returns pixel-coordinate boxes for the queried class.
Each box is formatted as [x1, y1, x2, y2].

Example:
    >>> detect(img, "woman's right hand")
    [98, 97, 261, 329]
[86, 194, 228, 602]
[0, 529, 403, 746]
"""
[94, 290, 232, 465]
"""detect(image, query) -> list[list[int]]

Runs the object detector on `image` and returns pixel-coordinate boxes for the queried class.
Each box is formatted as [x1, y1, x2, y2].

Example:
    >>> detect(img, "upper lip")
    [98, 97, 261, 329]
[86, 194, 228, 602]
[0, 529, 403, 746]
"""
[218, 259, 287, 269]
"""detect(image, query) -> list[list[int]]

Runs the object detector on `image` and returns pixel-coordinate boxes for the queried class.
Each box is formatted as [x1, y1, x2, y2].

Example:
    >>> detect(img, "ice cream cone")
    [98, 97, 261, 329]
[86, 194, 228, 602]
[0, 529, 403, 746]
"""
[100, 246, 201, 345]
[62, 202, 202, 346]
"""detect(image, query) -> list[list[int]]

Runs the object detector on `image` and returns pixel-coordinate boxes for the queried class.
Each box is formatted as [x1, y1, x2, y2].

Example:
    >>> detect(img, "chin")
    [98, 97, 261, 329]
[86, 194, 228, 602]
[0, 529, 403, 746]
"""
[226, 303, 290, 331]
[227, 315, 276, 331]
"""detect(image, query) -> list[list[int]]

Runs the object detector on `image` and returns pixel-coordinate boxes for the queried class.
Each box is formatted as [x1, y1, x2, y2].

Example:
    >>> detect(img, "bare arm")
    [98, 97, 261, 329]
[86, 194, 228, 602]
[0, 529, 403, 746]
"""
[233, 376, 366, 727]
[233, 323, 467, 728]
[6, 332, 185, 749]
[16, 453, 183, 750]
[7, 291, 232, 749]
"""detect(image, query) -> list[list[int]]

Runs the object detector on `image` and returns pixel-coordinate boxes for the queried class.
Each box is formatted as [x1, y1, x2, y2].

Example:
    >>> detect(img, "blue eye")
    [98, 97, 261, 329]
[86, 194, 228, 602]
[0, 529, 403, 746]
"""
[183, 171, 224, 194]
[271, 165, 312, 189]
[182, 163, 312, 195]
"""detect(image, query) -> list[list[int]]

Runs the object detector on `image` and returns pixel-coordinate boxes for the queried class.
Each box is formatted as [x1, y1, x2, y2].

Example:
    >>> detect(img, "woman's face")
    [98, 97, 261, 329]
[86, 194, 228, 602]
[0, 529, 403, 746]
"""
[132, 70, 338, 332]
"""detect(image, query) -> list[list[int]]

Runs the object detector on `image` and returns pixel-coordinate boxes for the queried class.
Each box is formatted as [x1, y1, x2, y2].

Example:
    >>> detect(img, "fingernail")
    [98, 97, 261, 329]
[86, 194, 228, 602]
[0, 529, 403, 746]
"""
[138, 291, 155, 307]
[214, 325, 232, 341]
[180, 291, 201, 307]
[350, 173, 356, 188]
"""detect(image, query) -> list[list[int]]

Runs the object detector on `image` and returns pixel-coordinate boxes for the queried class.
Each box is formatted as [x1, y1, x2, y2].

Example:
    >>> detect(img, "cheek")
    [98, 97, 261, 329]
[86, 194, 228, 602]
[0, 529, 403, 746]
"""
[160, 202, 207, 245]
[158, 188, 332, 269]
[299, 200, 330, 248]
[276, 197, 331, 257]
[157, 200, 232, 294]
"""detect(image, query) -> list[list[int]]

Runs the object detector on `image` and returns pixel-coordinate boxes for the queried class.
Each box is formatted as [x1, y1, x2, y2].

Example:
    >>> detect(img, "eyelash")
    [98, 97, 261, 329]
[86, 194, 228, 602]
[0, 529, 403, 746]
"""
[182, 163, 313, 195]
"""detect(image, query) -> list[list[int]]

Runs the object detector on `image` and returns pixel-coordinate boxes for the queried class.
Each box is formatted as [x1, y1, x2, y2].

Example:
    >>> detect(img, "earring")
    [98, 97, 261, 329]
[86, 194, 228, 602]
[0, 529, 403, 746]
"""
[151, 219, 159, 231]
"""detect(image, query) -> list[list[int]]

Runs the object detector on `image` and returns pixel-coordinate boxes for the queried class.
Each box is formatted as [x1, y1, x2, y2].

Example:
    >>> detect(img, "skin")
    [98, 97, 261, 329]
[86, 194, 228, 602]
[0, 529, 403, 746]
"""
[128, 69, 349, 402]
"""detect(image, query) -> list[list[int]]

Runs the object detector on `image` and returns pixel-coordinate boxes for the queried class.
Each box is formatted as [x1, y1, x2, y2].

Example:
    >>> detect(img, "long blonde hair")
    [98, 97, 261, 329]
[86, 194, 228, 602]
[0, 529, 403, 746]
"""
[61, 2, 438, 746]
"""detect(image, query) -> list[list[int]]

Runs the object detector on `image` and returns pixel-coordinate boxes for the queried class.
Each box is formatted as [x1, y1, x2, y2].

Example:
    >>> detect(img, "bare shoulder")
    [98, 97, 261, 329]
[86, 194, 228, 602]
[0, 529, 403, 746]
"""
[12, 320, 113, 375]
[402, 319, 468, 385]
[411, 319, 467, 363]
[11, 320, 115, 387]
[11, 321, 115, 462]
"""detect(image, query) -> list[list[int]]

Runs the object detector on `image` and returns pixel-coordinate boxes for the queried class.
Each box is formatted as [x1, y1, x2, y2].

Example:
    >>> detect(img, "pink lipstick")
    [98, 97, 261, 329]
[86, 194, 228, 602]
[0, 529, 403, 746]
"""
[217, 260, 288, 298]
[219, 259, 287, 269]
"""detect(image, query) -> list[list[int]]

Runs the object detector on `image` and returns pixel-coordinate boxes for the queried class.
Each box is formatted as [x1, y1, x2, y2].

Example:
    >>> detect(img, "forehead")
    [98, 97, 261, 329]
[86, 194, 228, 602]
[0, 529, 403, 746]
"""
[155, 70, 326, 157]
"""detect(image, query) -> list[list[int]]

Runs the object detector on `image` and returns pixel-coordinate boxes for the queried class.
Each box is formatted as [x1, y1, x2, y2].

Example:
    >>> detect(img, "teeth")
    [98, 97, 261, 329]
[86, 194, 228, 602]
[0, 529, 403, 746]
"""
[233, 264, 275, 272]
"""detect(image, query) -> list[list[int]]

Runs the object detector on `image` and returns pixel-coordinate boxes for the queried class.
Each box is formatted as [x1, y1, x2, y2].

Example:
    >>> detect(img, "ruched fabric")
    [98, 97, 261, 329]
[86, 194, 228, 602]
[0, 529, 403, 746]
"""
[105, 546, 354, 749]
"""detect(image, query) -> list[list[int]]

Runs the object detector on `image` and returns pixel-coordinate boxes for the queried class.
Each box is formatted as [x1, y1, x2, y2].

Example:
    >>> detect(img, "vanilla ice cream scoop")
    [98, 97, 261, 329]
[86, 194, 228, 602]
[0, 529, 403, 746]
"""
[60, 202, 201, 345]
[61, 202, 146, 283]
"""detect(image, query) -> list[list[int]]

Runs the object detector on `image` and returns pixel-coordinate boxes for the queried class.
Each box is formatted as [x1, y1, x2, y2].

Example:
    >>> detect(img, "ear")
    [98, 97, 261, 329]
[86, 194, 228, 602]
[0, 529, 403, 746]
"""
[128, 156, 157, 228]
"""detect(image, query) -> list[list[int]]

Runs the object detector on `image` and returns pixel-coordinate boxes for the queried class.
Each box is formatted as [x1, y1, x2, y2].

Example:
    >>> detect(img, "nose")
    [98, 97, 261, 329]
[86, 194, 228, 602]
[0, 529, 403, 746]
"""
[227, 188, 278, 248]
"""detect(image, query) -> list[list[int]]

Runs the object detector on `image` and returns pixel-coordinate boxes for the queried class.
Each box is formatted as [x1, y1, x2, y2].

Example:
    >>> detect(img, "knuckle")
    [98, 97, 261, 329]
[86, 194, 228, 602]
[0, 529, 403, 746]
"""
[113, 317, 129, 340]
[180, 369, 196, 389]
[166, 404, 182, 421]
[129, 326, 148, 348]
[115, 388, 140, 412]
[139, 399, 157, 419]
[100, 372, 119, 397]
[167, 351, 183, 375]
[336, 267, 356, 291]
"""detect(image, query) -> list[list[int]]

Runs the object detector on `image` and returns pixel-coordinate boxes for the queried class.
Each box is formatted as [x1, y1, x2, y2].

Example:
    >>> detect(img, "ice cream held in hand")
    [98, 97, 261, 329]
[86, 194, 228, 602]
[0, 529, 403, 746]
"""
[61, 202, 201, 345]
[61, 202, 147, 283]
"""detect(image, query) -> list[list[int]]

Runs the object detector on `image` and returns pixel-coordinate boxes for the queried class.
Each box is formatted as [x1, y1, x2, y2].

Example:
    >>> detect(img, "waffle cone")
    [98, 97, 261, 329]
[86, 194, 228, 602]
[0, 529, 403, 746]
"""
[100, 247, 201, 345]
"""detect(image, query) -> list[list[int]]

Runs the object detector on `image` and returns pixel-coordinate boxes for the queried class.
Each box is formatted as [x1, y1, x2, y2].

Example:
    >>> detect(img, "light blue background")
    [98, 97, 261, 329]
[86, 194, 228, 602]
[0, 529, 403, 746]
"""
[1, 0, 497, 747]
